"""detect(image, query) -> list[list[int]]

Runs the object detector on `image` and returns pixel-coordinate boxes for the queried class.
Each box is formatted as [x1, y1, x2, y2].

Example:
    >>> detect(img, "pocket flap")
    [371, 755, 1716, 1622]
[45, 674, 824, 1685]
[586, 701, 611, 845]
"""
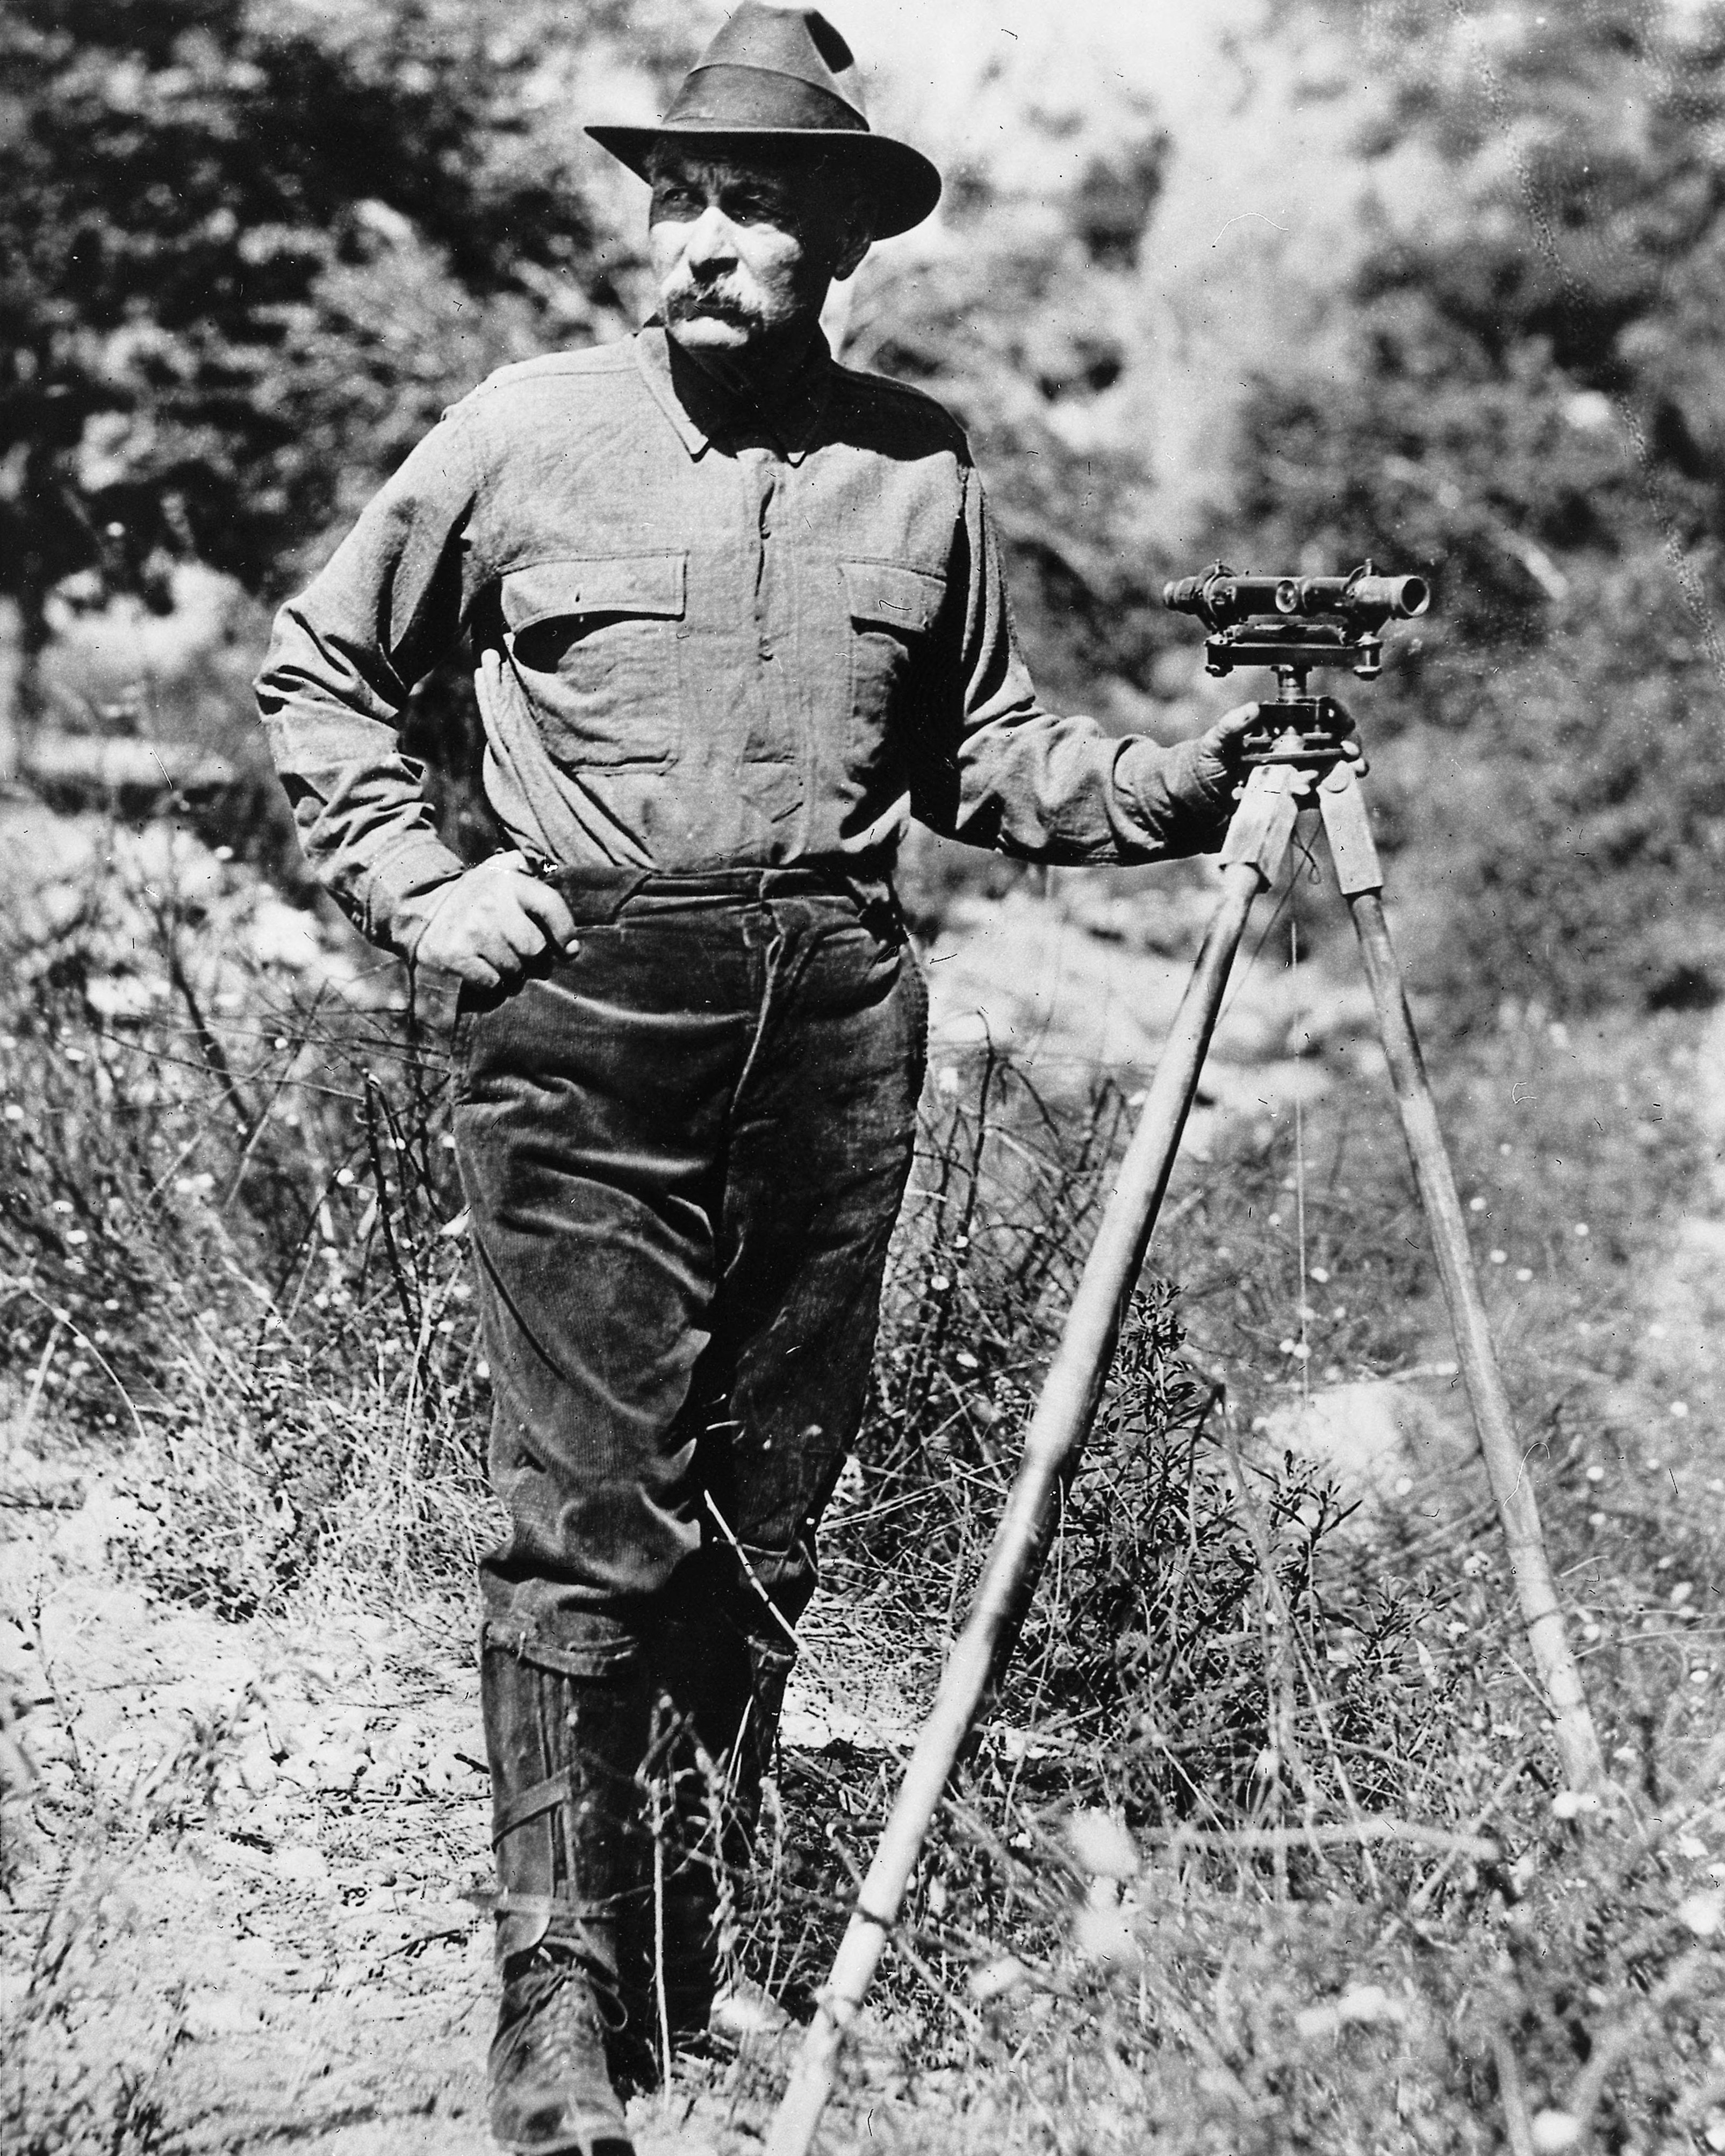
[840, 558, 945, 633]
[501, 553, 687, 631]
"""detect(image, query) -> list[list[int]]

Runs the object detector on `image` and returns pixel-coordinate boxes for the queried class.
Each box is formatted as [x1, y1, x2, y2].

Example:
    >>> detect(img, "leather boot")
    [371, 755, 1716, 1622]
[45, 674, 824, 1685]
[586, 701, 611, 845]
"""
[481, 1633, 651, 2154]
[638, 1577, 795, 2047]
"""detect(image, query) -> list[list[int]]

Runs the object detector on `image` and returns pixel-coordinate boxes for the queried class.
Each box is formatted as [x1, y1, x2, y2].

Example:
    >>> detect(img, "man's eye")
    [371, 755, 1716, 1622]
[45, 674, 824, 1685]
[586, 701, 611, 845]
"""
[655, 186, 699, 215]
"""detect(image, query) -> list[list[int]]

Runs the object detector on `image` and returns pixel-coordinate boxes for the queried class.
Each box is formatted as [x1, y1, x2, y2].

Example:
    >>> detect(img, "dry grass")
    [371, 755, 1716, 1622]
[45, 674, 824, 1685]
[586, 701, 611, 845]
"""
[0, 823, 498, 1613]
[4, 829, 1725, 2152]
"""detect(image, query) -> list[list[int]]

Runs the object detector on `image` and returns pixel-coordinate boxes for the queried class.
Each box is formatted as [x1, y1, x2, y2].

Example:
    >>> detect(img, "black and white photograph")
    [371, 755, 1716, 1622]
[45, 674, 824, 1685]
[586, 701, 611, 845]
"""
[4, 3, 1725, 2151]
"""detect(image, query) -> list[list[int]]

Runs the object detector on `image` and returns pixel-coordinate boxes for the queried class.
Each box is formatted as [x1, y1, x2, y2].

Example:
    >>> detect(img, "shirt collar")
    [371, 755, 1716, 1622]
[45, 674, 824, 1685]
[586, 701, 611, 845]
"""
[633, 321, 835, 466]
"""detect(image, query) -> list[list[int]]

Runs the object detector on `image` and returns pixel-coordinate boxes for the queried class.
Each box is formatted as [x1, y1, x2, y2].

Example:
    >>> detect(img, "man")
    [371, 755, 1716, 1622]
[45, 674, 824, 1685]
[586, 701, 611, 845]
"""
[256, 9, 1258, 2151]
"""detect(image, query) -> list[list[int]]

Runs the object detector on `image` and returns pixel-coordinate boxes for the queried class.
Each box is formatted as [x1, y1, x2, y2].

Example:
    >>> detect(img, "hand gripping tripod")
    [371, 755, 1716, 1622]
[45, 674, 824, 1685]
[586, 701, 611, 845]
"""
[768, 567, 1604, 2156]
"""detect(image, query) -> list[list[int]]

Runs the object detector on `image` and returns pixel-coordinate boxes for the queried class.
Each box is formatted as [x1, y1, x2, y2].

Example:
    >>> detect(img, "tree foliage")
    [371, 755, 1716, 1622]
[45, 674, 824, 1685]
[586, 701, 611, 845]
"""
[0, 0, 637, 644]
[1228, 0, 1725, 1013]
[843, 107, 1176, 707]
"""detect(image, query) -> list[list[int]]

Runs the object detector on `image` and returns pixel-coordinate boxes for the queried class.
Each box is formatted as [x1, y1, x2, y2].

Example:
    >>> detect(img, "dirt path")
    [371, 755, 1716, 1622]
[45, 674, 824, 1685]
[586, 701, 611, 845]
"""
[2, 1502, 775, 2153]
[5, 1516, 492, 2152]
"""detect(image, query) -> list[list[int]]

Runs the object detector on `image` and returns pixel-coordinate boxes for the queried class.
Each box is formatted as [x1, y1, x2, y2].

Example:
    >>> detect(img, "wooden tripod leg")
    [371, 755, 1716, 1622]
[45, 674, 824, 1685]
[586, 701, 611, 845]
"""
[1318, 763, 1605, 1793]
[765, 767, 1304, 2156]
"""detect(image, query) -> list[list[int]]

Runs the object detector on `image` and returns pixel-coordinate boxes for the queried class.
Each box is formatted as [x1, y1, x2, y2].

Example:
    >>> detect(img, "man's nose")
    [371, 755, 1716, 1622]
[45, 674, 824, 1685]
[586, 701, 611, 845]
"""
[681, 206, 738, 271]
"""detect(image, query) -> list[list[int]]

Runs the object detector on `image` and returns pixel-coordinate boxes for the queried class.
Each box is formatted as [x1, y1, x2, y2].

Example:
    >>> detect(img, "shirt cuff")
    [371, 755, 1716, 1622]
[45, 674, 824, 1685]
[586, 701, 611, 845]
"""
[363, 836, 471, 960]
[1115, 736, 1237, 855]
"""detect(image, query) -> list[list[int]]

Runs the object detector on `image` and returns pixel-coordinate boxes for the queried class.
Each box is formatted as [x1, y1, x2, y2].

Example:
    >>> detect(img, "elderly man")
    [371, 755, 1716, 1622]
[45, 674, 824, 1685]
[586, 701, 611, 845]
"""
[256, 8, 1256, 2151]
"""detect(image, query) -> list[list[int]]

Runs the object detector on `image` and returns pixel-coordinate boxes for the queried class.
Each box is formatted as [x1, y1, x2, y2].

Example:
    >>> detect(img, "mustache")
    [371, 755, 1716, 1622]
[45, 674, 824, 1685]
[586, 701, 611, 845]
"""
[662, 284, 755, 326]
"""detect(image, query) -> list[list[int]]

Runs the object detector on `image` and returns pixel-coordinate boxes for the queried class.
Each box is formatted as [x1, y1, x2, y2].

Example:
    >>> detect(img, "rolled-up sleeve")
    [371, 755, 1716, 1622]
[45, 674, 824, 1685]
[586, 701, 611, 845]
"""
[254, 410, 486, 956]
[911, 458, 1235, 863]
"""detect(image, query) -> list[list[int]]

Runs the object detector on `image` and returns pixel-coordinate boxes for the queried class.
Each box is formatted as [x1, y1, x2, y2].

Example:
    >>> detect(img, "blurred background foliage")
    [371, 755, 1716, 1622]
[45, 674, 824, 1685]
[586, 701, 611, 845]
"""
[4, 0, 1725, 1016]
[1233, 0, 1725, 1017]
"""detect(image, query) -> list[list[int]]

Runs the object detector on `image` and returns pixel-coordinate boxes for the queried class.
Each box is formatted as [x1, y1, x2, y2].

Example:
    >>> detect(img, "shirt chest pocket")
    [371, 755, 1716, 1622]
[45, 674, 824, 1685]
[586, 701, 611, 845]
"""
[839, 558, 945, 732]
[500, 553, 686, 768]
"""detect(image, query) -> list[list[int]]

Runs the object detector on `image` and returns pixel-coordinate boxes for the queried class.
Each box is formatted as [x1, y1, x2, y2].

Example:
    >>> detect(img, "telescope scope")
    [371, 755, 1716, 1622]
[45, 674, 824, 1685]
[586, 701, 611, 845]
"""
[1162, 567, 1429, 634]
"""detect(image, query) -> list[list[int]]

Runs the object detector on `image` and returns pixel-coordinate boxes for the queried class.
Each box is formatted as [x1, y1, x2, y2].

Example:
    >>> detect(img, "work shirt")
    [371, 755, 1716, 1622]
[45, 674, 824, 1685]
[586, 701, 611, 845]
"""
[256, 325, 1234, 956]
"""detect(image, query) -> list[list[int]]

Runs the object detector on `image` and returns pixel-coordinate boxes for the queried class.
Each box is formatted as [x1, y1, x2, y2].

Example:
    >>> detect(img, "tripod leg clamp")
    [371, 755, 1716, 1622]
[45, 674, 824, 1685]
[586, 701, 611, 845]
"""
[1316, 761, 1384, 895]
[1219, 762, 1302, 884]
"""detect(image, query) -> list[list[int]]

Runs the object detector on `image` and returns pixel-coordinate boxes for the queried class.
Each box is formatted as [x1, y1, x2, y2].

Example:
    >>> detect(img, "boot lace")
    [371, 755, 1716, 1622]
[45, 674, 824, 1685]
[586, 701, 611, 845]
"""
[517, 1949, 626, 2056]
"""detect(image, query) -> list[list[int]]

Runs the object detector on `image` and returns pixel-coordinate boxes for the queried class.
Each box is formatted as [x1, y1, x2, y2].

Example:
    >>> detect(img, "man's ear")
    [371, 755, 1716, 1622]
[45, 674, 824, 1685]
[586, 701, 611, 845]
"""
[831, 198, 876, 283]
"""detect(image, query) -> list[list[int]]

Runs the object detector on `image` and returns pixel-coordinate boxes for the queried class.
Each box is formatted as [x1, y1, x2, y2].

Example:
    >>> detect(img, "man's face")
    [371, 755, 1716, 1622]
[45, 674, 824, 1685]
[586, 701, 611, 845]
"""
[648, 147, 869, 360]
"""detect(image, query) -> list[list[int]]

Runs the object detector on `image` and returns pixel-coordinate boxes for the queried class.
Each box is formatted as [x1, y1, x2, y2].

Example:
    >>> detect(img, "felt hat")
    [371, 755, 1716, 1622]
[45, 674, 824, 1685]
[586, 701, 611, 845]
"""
[587, 4, 942, 240]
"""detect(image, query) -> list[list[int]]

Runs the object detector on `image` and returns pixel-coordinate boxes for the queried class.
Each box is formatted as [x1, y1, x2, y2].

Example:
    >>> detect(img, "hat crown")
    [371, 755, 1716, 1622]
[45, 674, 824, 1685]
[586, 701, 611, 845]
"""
[585, 4, 942, 238]
[691, 5, 866, 119]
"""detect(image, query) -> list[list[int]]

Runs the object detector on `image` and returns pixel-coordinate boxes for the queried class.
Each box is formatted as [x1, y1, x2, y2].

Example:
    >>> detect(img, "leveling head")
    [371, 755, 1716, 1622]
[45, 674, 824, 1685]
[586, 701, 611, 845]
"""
[1163, 558, 1431, 768]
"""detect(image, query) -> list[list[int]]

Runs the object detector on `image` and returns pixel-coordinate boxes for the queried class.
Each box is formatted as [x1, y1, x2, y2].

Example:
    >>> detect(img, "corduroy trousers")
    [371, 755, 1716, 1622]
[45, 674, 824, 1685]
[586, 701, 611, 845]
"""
[450, 870, 927, 1676]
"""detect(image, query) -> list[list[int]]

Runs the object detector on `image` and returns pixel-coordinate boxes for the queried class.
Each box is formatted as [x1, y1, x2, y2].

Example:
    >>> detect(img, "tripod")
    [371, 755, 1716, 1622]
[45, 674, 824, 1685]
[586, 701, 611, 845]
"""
[768, 617, 1605, 2156]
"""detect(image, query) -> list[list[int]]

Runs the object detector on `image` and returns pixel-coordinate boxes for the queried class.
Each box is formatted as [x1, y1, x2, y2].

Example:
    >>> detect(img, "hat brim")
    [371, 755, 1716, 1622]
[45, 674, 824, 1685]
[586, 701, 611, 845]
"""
[586, 124, 941, 240]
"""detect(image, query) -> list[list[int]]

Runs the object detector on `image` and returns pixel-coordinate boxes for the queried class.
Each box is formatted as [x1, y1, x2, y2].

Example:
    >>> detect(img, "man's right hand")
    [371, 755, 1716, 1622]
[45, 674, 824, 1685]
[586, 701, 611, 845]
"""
[413, 852, 580, 987]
